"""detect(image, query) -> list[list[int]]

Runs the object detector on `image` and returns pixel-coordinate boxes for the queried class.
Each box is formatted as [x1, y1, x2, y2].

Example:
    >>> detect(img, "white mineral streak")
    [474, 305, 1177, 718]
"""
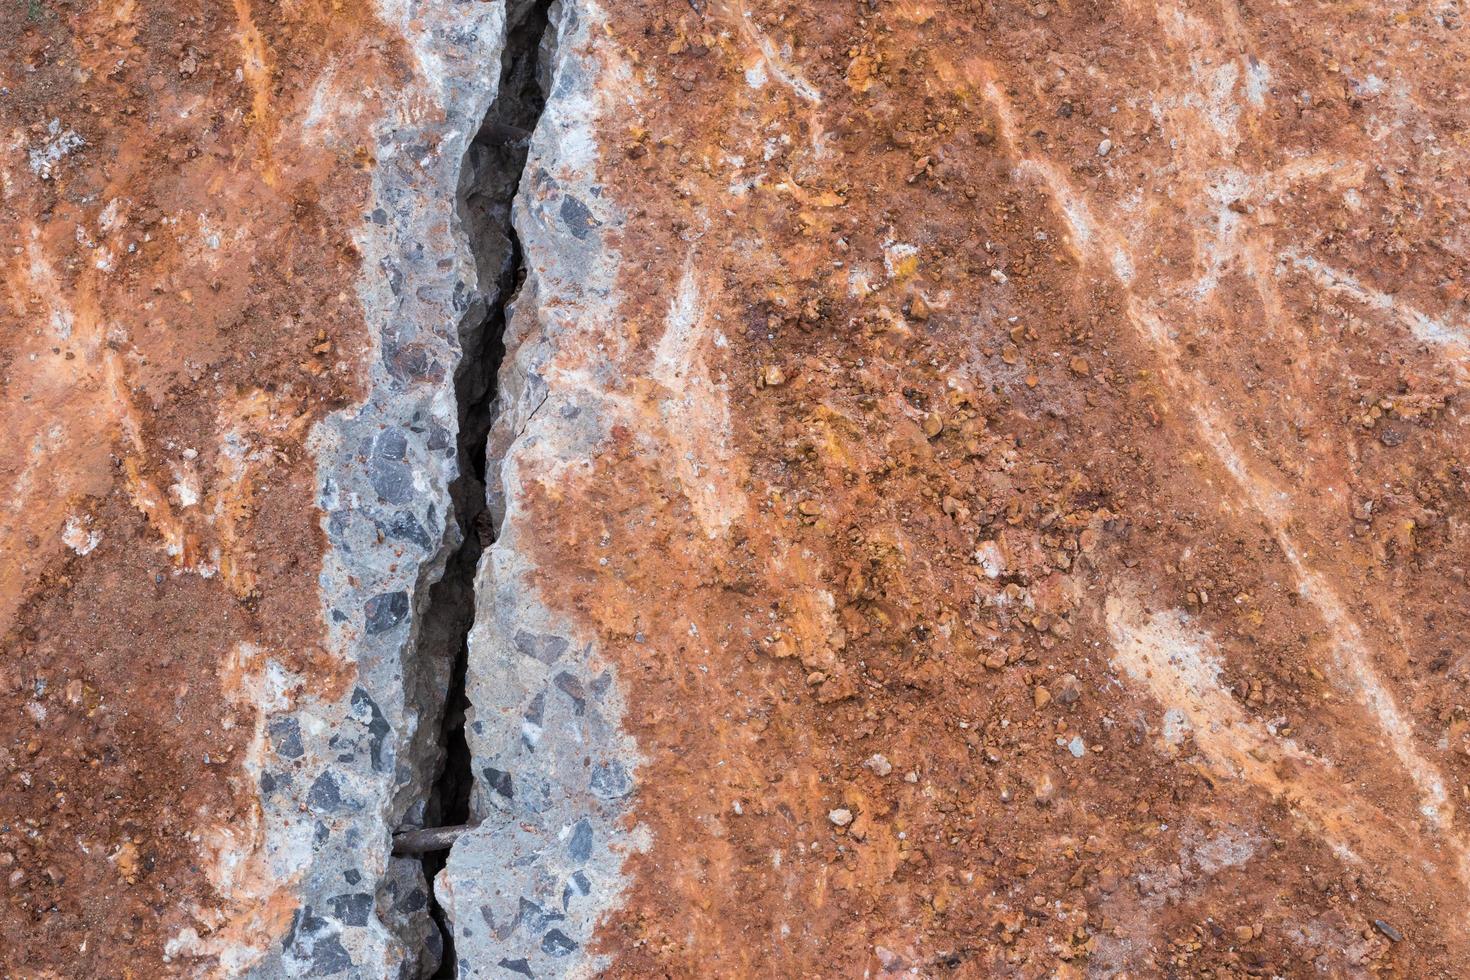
[977, 31, 1470, 887]
[1105, 594, 1470, 902]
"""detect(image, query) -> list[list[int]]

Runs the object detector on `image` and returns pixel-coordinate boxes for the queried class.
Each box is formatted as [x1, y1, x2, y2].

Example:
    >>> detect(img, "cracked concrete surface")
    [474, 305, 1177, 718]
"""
[5, 0, 1470, 976]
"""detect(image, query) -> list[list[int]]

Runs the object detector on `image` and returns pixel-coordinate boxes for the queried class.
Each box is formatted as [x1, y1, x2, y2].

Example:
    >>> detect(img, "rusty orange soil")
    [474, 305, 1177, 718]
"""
[4, 0, 1470, 976]
[0, 0, 401, 973]
[513, 0, 1470, 976]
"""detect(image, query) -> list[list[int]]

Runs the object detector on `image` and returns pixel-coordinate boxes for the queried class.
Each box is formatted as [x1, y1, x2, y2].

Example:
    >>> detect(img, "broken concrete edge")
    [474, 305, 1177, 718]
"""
[437, 1, 649, 976]
[159, 3, 507, 977]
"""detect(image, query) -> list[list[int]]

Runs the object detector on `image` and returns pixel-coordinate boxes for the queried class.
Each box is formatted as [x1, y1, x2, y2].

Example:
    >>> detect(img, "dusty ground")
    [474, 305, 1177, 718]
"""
[514, 0, 1470, 976]
[0, 1, 395, 973]
[4, 0, 1470, 976]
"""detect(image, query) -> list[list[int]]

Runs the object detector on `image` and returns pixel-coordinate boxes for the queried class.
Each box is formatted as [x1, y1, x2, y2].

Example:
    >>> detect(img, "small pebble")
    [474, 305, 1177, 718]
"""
[1098, 138, 1113, 156]
[828, 808, 853, 827]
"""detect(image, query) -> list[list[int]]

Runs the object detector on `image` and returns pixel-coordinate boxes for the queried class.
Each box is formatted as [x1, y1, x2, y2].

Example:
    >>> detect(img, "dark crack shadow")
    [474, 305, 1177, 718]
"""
[404, 1, 553, 976]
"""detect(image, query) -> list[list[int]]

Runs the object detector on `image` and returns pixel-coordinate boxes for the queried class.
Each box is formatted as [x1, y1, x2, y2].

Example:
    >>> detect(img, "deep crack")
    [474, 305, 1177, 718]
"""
[406, 2, 553, 976]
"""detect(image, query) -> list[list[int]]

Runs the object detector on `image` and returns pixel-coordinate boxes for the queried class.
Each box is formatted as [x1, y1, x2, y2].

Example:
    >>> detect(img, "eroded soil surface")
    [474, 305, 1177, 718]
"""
[1, 1, 395, 972]
[5, 0, 1470, 977]
[514, 0, 1470, 975]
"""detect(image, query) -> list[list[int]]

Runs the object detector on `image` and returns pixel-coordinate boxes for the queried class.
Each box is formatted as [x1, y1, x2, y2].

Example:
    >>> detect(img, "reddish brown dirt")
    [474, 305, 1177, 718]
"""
[6, 0, 1470, 976]
[0, 1, 401, 973]
[511, 0, 1470, 976]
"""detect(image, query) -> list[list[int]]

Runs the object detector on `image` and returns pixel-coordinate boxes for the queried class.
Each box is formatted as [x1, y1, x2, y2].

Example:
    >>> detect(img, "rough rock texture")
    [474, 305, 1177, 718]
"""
[7, 0, 1470, 977]
[449, 0, 1470, 976]
[1, 0, 501, 975]
[439, 2, 645, 975]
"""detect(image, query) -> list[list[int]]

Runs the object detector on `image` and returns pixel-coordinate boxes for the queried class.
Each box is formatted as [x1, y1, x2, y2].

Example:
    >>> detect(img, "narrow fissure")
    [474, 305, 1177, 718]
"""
[402, 3, 552, 976]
